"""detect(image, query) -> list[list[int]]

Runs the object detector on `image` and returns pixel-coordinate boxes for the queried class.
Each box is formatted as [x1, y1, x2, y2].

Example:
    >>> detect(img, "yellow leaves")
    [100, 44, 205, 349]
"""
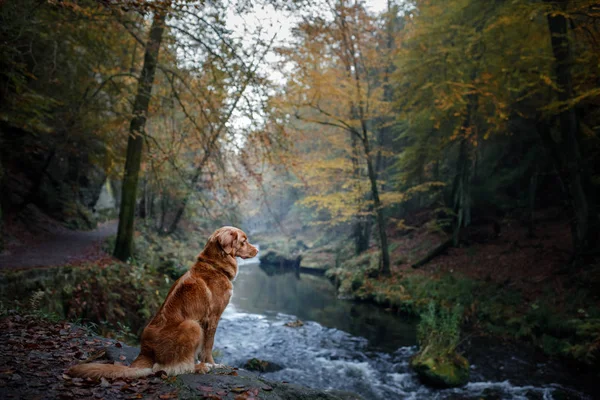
[299, 191, 371, 224]
[483, 15, 517, 33]
[541, 87, 600, 114]
[540, 74, 558, 90]
[380, 182, 446, 208]
[380, 192, 406, 206]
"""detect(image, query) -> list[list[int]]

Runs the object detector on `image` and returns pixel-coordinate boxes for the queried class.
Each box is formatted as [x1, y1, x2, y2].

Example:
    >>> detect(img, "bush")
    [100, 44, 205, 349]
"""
[0, 262, 171, 344]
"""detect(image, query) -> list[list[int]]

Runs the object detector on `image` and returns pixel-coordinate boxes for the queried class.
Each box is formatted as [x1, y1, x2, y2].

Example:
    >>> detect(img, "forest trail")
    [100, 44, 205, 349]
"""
[0, 221, 117, 269]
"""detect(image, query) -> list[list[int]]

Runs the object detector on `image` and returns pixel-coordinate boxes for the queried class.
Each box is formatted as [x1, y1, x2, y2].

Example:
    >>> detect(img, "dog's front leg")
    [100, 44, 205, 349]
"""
[201, 322, 225, 368]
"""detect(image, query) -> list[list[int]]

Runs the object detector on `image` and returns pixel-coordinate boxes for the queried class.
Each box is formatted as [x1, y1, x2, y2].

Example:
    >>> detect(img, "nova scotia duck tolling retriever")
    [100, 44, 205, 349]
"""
[67, 226, 258, 379]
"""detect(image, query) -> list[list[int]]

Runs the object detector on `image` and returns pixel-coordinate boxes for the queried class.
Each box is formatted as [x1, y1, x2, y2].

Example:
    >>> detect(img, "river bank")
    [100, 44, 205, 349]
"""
[255, 218, 600, 380]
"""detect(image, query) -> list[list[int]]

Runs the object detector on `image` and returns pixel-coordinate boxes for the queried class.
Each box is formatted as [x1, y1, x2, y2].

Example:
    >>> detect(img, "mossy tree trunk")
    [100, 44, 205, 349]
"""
[114, 11, 166, 261]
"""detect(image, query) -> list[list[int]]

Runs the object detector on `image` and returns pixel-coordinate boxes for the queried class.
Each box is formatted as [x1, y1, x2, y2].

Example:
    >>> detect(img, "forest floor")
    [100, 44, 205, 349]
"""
[0, 212, 117, 269]
[390, 209, 581, 300]
[393, 212, 600, 324]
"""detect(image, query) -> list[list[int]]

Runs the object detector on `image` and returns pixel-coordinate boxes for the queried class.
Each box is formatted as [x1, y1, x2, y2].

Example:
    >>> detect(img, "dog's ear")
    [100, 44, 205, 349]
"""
[217, 228, 239, 255]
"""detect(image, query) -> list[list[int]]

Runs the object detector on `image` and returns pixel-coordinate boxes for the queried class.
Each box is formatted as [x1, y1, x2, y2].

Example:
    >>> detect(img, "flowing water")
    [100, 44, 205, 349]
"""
[214, 258, 593, 399]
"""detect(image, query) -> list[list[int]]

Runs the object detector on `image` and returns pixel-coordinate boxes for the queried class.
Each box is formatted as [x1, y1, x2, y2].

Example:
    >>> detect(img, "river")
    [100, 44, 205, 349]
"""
[213, 259, 592, 399]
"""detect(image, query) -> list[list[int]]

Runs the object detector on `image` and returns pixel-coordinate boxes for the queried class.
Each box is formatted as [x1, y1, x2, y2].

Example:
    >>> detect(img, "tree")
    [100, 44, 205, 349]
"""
[277, 1, 395, 275]
[114, 10, 167, 261]
[540, 0, 599, 261]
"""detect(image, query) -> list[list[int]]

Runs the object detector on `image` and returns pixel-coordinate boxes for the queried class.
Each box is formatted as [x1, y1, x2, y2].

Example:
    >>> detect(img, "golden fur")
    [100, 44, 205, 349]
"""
[67, 226, 258, 379]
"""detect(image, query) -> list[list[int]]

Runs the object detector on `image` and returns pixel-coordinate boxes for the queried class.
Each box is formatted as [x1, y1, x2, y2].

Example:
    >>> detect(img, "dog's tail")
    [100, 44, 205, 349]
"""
[67, 363, 153, 379]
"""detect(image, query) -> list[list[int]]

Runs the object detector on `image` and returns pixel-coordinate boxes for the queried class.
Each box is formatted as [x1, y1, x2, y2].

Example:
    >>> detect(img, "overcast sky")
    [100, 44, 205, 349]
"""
[222, 0, 392, 135]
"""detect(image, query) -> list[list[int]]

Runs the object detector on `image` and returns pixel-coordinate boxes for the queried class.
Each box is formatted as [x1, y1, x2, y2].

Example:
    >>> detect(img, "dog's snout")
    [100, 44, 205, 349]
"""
[245, 243, 258, 258]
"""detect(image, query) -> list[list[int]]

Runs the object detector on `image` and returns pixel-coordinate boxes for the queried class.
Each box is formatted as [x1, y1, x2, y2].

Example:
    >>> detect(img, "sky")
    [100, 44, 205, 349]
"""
[220, 0, 393, 134]
[225, 0, 392, 44]
[224, 0, 392, 78]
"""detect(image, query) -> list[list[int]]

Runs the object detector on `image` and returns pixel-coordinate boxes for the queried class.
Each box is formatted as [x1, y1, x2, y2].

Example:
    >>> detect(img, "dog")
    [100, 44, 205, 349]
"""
[67, 226, 258, 379]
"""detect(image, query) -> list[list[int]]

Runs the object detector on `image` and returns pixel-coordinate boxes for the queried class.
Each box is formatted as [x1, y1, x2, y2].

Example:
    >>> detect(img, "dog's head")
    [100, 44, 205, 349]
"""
[211, 226, 258, 259]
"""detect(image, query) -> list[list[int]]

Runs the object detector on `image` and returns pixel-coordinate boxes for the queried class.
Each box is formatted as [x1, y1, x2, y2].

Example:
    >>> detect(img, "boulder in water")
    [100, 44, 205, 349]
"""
[260, 250, 302, 267]
[410, 351, 469, 388]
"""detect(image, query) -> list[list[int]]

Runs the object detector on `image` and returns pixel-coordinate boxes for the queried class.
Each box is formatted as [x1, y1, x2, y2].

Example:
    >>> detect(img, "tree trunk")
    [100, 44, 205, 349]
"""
[412, 238, 453, 269]
[363, 134, 391, 276]
[350, 134, 371, 254]
[544, 2, 599, 260]
[353, 219, 370, 255]
[0, 154, 4, 253]
[528, 165, 538, 238]
[451, 64, 478, 247]
[114, 11, 166, 261]
[164, 158, 204, 235]
[452, 138, 471, 247]
[158, 194, 168, 233]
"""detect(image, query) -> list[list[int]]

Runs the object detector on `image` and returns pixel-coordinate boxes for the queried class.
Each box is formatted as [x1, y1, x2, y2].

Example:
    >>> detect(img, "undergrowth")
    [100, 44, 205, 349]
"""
[327, 256, 600, 367]
[0, 261, 171, 344]
[1, 228, 210, 344]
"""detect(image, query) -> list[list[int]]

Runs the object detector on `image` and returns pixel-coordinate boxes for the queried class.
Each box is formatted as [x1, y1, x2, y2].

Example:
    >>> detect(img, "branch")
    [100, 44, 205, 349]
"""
[85, 72, 138, 102]
[302, 102, 362, 138]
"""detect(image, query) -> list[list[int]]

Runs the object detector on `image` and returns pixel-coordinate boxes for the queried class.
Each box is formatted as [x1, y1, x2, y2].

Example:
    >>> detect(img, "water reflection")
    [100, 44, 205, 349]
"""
[232, 261, 417, 352]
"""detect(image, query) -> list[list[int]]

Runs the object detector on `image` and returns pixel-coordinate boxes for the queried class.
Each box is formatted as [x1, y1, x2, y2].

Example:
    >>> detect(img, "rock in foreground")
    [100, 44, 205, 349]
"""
[106, 337, 362, 400]
[0, 314, 362, 400]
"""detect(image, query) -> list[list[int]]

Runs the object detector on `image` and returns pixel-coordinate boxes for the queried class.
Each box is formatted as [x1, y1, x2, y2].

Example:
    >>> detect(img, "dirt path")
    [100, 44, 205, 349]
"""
[0, 221, 118, 270]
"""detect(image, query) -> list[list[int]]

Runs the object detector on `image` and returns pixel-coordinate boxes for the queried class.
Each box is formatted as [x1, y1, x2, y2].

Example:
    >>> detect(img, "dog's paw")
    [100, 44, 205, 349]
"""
[207, 363, 227, 370]
[194, 363, 210, 374]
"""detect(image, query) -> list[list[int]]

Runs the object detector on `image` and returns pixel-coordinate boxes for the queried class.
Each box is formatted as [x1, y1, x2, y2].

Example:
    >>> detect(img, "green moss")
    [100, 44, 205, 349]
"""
[410, 353, 469, 388]
[410, 302, 469, 387]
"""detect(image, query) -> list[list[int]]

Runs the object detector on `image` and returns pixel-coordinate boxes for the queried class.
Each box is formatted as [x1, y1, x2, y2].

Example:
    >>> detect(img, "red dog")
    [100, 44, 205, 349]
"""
[68, 226, 257, 378]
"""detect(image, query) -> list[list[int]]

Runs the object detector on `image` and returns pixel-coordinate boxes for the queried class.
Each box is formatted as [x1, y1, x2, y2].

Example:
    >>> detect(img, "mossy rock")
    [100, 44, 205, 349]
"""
[260, 250, 302, 267]
[243, 357, 284, 373]
[410, 351, 469, 388]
